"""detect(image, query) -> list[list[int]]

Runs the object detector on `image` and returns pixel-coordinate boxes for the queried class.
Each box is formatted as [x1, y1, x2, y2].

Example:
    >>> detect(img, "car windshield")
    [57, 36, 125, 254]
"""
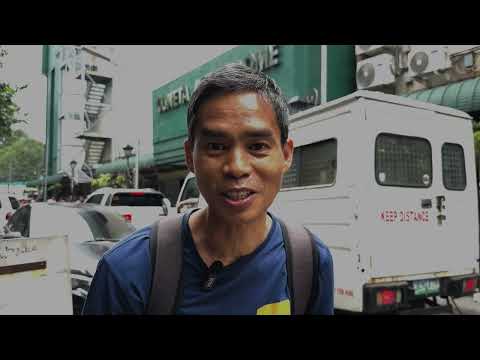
[110, 192, 164, 206]
[77, 208, 135, 241]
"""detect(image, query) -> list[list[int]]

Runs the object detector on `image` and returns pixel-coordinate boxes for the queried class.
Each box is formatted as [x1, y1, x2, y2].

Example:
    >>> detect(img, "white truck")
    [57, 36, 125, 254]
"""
[177, 90, 480, 314]
[84, 187, 168, 229]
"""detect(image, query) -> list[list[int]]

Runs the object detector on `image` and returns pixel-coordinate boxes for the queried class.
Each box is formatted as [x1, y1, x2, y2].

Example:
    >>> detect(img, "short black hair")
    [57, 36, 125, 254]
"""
[187, 63, 289, 144]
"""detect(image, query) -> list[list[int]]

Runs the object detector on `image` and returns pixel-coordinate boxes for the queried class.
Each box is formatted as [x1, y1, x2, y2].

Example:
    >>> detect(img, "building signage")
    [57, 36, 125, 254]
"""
[157, 45, 280, 113]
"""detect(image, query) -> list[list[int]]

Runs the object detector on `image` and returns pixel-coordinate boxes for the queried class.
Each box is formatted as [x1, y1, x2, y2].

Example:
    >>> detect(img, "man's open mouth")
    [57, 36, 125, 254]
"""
[222, 190, 255, 201]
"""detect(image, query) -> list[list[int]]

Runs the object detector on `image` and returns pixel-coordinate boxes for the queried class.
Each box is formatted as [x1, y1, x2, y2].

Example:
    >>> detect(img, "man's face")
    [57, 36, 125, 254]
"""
[185, 91, 293, 225]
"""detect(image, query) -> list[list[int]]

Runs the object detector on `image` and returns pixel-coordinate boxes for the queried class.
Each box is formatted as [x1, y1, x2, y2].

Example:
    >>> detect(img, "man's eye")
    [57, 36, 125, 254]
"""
[207, 143, 226, 151]
[249, 143, 269, 152]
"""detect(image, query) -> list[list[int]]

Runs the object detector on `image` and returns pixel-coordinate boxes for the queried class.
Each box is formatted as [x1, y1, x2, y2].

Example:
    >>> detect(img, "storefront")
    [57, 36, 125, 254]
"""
[151, 45, 356, 201]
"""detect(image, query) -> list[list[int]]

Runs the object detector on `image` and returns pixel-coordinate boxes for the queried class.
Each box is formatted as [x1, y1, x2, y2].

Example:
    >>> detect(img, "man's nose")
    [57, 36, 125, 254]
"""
[223, 147, 251, 178]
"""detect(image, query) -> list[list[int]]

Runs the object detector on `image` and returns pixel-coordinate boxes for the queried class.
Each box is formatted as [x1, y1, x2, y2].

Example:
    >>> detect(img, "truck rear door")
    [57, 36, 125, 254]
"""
[368, 105, 478, 283]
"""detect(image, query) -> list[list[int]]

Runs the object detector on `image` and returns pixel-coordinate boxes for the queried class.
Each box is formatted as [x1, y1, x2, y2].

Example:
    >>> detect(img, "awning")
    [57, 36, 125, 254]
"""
[405, 77, 480, 114]
[93, 154, 156, 175]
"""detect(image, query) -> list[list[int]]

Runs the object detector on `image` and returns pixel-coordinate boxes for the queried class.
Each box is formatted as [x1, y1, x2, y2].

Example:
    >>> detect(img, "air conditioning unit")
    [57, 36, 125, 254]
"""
[356, 54, 396, 90]
[407, 45, 451, 78]
[355, 45, 392, 57]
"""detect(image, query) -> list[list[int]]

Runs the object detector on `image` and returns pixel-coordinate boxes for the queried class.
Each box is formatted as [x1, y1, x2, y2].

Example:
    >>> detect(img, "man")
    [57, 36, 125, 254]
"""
[83, 63, 333, 315]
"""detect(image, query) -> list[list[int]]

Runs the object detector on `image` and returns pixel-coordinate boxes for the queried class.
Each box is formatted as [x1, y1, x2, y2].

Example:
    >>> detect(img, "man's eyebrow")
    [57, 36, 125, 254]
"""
[199, 127, 275, 139]
[199, 128, 229, 138]
[244, 129, 275, 139]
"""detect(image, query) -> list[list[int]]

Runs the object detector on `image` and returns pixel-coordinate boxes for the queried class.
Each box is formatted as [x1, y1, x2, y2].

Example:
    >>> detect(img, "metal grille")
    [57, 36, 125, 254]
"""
[442, 143, 466, 190]
[282, 150, 300, 188]
[376, 134, 432, 187]
[282, 139, 337, 188]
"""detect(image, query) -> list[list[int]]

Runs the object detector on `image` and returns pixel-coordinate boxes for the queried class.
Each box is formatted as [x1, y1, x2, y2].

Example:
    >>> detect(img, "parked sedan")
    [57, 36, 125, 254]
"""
[2, 202, 136, 314]
[84, 187, 168, 229]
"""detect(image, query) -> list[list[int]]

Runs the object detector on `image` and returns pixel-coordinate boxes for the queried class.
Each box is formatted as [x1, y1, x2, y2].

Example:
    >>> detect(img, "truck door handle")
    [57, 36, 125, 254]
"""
[421, 199, 432, 209]
[437, 214, 446, 225]
[436, 195, 446, 211]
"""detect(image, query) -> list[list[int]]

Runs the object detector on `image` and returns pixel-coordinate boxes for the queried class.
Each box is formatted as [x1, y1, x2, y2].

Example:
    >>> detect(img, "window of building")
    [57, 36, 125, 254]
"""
[375, 133, 432, 188]
[442, 143, 466, 190]
[282, 138, 337, 189]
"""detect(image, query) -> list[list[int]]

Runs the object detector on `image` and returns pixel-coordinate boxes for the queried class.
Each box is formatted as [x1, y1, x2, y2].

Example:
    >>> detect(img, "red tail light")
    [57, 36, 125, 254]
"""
[130, 192, 145, 196]
[463, 278, 476, 293]
[376, 289, 402, 306]
[122, 213, 132, 222]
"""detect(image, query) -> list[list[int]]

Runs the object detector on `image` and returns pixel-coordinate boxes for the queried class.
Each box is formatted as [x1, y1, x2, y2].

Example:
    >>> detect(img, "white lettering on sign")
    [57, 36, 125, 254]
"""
[244, 45, 280, 72]
[157, 45, 281, 113]
[157, 85, 190, 113]
[380, 210, 430, 223]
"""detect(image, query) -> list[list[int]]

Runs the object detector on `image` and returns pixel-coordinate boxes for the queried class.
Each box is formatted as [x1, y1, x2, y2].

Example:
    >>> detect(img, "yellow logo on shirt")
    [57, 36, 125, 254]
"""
[256, 299, 291, 315]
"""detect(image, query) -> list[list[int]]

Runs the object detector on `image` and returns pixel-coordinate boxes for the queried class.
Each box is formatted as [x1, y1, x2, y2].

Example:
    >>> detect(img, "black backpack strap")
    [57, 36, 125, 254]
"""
[278, 218, 320, 315]
[146, 215, 184, 314]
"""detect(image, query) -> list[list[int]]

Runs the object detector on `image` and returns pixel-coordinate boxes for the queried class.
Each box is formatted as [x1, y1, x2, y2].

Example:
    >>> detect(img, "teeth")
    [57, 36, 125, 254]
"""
[225, 191, 251, 200]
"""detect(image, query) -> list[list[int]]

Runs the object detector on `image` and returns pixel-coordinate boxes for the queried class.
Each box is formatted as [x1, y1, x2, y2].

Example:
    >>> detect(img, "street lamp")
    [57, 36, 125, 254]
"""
[70, 159, 77, 201]
[123, 144, 134, 188]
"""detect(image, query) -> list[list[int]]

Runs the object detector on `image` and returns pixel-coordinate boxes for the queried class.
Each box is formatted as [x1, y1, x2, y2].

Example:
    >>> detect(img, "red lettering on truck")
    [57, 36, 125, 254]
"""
[336, 288, 354, 297]
[380, 210, 429, 224]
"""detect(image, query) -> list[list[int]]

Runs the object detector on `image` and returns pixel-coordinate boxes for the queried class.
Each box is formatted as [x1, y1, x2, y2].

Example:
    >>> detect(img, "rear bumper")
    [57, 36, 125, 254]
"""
[363, 274, 478, 314]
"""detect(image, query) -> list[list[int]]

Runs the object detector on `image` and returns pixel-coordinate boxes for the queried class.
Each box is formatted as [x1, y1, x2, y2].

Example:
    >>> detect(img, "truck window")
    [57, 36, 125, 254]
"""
[110, 192, 165, 207]
[282, 138, 337, 188]
[375, 133, 432, 188]
[442, 143, 466, 191]
[181, 177, 200, 201]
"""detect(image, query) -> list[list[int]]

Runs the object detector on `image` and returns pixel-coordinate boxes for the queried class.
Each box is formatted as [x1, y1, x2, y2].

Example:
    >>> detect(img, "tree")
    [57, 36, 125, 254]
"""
[91, 173, 127, 190]
[0, 46, 7, 69]
[91, 173, 112, 190]
[0, 131, 44, 182]
[0, 45, 28, 144]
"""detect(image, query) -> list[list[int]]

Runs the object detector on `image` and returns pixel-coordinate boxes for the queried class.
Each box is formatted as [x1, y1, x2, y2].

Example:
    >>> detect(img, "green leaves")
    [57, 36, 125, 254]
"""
[91, 173, 127, 190]
[0, 131, 44, 182]
[0, 82, 28, 144]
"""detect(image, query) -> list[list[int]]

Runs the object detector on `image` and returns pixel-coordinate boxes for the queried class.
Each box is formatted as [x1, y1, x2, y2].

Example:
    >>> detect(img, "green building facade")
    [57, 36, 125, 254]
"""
[42, 45, 61, 176]
[151, 45, 356, 201]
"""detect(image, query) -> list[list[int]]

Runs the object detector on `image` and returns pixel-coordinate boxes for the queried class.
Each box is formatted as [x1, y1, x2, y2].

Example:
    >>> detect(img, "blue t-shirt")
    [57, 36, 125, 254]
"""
[82, 212, 334, 315]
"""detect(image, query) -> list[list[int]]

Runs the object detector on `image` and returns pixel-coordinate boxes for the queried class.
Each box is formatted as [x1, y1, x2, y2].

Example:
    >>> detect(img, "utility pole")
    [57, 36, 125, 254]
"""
[8, 161, 12, 193]
[135, 138, 140, 188]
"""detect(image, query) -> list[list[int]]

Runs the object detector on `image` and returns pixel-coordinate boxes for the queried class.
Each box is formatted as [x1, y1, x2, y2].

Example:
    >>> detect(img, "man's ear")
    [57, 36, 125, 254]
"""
[282, 138, 294, 173]
[184, 139, 195, 173]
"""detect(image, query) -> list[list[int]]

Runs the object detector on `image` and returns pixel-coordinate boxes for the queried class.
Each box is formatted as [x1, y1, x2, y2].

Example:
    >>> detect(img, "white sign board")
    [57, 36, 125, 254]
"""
[0, 235, 72, 315]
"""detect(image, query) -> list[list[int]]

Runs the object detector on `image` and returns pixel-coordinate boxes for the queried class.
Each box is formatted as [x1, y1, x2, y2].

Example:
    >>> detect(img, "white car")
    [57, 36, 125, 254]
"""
[0, 194, 20, 227]
[176, 173, 202, 214]
[84, 187, 169, 229]
[2, 202, 136, 314]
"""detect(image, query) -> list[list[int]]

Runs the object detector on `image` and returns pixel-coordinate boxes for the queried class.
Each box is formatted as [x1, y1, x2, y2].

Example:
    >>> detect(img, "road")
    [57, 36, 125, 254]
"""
[444, 294, 480, 315]
[410, 294, 480, 315]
